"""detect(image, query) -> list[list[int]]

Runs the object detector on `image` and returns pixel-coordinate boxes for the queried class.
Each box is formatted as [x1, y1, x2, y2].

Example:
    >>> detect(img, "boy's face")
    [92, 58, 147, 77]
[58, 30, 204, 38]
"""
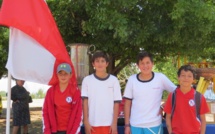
[57, 70, 72, 84]
[92, 57, 109, 72]
[178, 70, 194, 87]
[137, 57, 153, 75]
[16, 80, 25, 86]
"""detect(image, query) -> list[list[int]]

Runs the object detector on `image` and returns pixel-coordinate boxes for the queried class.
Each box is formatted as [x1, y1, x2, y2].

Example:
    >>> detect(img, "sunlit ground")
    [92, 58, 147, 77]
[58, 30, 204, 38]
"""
[0, 107, 42, 134]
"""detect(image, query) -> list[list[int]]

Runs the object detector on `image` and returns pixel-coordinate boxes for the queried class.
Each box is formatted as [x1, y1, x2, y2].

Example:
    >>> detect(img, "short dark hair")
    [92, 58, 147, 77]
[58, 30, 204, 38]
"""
[136, 51, 153, 64]
[177, 65, 195, 78]
[91, 50, 109, 63]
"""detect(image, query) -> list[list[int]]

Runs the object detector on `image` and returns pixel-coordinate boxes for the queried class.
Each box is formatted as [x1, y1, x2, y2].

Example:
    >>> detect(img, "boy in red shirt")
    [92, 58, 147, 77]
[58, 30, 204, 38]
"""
[164, 65, 209, 134]
[43, 63, 82, 134]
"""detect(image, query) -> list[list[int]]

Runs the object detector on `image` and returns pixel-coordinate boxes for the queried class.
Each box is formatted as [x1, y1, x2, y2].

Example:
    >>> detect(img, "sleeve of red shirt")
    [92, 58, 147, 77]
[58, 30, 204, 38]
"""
[164, 93, 173, 114]
[200, 95, 210, 115]
[68, 88, 83, 134]
[42, 88, 52, 134]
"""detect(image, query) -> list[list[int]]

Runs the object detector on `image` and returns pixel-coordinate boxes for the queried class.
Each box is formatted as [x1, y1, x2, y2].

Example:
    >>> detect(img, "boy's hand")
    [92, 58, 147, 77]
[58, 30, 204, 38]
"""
[84, 122, 95, 134]
[124, 126, 131, 134]
[158, 103, 165, 116]
[158, 107, 163, 116]
[109, 123, 117, 134]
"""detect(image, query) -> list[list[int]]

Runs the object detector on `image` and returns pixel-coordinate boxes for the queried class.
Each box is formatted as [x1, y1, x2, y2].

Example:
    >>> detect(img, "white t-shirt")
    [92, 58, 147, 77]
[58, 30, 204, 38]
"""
[81, 73, 122, 126]
[123, 72, 176, 127]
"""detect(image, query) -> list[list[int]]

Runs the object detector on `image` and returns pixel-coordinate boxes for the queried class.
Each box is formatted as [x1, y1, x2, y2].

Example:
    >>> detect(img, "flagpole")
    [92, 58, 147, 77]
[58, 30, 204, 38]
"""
[6, 73, 12, 134]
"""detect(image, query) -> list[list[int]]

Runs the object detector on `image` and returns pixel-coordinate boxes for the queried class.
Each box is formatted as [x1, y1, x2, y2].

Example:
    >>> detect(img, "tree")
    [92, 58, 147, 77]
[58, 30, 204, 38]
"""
[0, 0, 9, 77]
[0, 90, 6, 97]
[0, 0, 215, 77]
[0, 27, 9, 77]
[46, 0, 215, 76]
[31, 89, 46, 99]
[36, 89, 46, 98]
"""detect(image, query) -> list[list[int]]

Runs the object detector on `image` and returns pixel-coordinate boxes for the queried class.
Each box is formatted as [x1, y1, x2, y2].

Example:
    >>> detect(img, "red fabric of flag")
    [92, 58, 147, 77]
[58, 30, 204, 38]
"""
[0, 0, 76, 86]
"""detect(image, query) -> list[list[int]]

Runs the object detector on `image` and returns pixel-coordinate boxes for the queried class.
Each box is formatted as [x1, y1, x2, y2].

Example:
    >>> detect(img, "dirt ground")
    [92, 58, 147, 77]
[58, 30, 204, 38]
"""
[0, 107, 42, 134]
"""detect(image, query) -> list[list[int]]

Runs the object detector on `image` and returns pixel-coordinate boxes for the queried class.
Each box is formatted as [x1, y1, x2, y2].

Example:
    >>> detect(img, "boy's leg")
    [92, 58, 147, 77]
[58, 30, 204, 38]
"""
[143, 124, 163, 134]
[130, 126, 144, 134]
[91, 126, 111, 134]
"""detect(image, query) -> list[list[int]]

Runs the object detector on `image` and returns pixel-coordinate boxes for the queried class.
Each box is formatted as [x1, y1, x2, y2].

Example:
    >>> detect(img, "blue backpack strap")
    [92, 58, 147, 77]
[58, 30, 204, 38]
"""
[171, 89, 177, 120]
[194, 91, 202, 121]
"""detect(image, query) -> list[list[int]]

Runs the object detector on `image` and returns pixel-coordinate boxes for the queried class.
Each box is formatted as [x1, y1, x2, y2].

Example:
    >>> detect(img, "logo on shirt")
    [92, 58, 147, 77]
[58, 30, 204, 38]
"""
[66, 96, 72, 103]
[189, 99, 195, 107]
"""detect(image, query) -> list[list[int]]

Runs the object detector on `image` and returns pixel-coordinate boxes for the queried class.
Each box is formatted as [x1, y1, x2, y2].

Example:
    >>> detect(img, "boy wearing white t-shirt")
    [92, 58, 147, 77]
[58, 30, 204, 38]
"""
[82, 51, 122, 134]
[124, 51, 176, 134]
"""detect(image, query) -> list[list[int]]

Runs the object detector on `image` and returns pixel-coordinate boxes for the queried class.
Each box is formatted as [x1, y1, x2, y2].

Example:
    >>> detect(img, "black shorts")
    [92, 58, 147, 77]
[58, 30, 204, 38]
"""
[52, 131, 66, 134]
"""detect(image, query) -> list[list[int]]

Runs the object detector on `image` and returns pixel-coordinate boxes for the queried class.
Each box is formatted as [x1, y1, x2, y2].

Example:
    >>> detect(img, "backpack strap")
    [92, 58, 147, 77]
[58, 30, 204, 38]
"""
[171, 89, 177, 120]
[194, 91, 202, 121]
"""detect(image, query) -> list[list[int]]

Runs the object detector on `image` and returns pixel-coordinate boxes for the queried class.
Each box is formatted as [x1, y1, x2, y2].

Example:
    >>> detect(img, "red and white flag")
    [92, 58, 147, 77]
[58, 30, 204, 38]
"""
[0, 0, 76, 85]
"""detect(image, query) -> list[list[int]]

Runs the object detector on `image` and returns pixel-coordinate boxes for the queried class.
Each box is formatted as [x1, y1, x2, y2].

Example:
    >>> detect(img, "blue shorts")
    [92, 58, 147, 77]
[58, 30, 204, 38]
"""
[131, 124, 163, 134]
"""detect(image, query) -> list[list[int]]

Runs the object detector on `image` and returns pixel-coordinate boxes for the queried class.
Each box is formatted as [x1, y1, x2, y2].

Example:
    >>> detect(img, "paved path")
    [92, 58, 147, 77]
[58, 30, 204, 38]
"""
[2, 99, 44, 108]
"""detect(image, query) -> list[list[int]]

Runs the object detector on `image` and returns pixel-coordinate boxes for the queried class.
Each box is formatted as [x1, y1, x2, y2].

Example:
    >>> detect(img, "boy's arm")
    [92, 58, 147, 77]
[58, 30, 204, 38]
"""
[158, 102, 165, 116]
[199, 95, 209, 134]
[124, 98, 132, 134]
[11, 87, 17, 101]
[110, 102, 119, 133]
[161, 73, 177, 92]
[69, 89, 83, 134]
[83, 98, 93, 134]
[83, 98, 89, 125]
[200, 114, 206, 134]
[42, 91, 51, 134]
[166, 113, 172, 134]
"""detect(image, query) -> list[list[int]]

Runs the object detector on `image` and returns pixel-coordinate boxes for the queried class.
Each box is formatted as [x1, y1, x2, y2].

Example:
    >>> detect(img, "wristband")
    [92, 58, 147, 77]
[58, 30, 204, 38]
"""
[124, 124, 130, 127]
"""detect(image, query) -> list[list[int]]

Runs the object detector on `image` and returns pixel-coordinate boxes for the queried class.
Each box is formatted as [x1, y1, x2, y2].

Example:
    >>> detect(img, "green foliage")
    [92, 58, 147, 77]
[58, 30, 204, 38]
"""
[169, 0, 215, 56]
[118, 63, 139, 94]
[31, 89, 46, 99]
[153, 57, 178, 99]
[0, 90, 6, 97]
[46, 0, 215, 75]
[0, 90, 6, 100]
[0, 0, 215, 78]
[0, 27, 9, 77]
[0, 0, 8, 77]
[153, 58, 178, 85]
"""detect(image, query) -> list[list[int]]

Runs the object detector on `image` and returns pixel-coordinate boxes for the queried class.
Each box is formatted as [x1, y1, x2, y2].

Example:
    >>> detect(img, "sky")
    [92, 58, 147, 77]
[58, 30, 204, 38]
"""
[0, 77, 50, 94]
